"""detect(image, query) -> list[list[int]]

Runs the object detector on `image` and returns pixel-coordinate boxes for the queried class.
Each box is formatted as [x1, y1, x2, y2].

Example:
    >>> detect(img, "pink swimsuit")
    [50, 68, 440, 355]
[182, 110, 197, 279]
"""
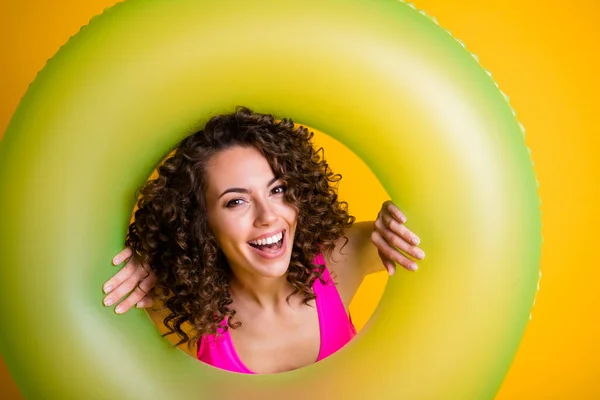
[197, 253, 357, 373]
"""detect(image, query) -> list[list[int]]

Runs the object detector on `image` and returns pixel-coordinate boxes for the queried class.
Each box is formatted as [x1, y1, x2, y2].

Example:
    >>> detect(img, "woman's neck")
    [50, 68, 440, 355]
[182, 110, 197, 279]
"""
[229, 272, 294, 311]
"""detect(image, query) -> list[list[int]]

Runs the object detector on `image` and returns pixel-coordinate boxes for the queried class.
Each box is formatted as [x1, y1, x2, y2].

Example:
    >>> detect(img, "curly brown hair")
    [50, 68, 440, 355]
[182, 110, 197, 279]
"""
[125, 107, 355, 347]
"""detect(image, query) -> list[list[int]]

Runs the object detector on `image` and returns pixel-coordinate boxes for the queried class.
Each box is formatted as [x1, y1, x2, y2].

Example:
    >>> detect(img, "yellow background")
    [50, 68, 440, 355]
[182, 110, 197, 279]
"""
[1, 0, 599, 398]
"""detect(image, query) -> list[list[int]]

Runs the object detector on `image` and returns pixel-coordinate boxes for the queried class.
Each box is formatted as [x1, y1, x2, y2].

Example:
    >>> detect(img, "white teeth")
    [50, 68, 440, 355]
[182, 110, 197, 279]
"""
[250, 232, 283, 246]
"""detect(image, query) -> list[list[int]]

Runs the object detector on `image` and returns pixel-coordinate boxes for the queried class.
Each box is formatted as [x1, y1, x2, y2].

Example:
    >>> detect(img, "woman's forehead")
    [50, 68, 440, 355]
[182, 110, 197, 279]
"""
[205, 146, 276, 191]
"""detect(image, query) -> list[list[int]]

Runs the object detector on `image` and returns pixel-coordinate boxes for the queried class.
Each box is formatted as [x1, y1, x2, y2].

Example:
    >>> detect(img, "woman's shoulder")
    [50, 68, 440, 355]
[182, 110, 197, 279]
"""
[320, 224, 373, 307]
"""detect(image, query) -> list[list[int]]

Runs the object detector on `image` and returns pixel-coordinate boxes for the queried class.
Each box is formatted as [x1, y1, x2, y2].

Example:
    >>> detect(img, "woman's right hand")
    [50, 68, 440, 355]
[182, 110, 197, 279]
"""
[103, 247, 157, 314]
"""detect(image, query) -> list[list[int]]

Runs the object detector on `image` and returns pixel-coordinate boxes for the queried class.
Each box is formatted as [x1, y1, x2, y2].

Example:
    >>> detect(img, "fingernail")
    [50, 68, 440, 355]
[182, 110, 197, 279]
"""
[410, 264, 418, 271]
[113, 257, 121, 265]
[104, 298, 114, 306]
[103, 285, 112, 294]
[389, 269, 395, 276]
[415, 250, 425, 259]
[115, 305, 124, 314]
[412, 236, 420, 246]
[401, 216, 407, 223]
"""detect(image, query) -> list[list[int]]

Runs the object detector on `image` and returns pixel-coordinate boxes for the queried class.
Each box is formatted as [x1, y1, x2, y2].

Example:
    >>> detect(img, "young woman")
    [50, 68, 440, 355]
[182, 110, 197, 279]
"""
[102, 107, 425, 374]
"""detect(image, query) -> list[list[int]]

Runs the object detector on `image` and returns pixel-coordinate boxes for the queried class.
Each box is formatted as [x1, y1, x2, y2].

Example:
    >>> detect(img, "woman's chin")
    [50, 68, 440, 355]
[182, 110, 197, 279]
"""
[255, 259, 291, 279]
[231, 243, 294, 280]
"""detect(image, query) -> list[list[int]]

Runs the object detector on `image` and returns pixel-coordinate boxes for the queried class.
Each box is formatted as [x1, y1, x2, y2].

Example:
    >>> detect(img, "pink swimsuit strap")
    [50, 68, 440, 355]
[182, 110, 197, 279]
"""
[197, 253, 357, 374]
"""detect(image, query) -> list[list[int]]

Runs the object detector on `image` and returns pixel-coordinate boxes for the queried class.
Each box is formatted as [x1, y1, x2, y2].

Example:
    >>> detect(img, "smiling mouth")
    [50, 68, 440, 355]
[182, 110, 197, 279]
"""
[248, 231, 284, 252]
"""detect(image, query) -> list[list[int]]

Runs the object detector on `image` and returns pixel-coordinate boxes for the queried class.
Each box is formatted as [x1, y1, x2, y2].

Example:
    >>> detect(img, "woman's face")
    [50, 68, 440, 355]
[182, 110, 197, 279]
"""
[204, 146, 298, 280]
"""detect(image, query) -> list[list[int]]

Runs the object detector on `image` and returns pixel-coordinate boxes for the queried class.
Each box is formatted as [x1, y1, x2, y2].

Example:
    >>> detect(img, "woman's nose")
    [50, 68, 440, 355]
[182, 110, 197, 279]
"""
[253, 200, 278, 227]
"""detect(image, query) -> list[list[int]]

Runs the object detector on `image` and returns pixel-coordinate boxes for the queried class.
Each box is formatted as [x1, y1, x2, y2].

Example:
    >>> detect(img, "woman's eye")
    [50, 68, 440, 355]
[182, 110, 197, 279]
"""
[271, 185, 287, 195]
[226, 198, 245, 208]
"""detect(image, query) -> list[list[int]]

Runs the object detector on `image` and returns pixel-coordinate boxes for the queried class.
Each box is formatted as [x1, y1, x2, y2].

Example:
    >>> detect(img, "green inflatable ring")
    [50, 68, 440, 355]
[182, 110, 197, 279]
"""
[0, 0, 541, 398]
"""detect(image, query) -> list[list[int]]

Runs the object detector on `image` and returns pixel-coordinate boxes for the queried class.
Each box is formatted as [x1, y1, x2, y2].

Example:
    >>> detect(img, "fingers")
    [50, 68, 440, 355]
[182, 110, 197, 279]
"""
[375, 221, 425, 260]
[103, 257, 137, 294]
[371, 230, 419, 271]
[112, 247, 133, 266]
[103, 267, 144, 308]
[374, 209, 425, 260]
[373, 201, 425, 273]
[104, 267, 156, 314]
[103, 247, 157, 314]
[113, 273, 157, 314]
[383, 200, 407, 224]
[380, 206, 420, 246]
[378, 249, 396, 276]
[136, 294, 155, 309]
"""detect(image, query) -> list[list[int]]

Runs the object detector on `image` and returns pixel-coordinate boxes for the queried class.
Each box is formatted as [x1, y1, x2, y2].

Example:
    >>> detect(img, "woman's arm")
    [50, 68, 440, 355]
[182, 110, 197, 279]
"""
[324, 201, 425, 307]
[104, 202, 423, 313]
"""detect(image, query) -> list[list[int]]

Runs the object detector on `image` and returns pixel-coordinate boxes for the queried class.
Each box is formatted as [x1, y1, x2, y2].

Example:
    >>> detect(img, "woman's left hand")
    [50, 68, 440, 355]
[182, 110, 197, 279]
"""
[371, 200, 425, 275]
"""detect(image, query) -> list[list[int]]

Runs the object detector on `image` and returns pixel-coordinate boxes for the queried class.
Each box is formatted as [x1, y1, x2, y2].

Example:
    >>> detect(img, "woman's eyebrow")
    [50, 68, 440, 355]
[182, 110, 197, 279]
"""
[218, 187, 250, 199]
[218, 177, 279, 199]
